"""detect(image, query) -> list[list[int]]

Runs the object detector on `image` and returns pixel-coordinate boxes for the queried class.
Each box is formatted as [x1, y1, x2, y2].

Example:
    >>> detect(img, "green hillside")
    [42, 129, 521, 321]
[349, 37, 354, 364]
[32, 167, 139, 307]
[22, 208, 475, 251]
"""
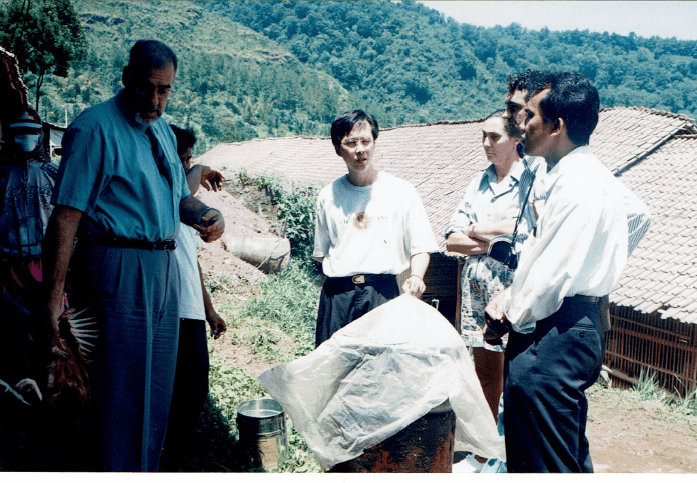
[7, 0, 697, 154]
[208, 0, 697, 125]
[27, 0, 352, 153]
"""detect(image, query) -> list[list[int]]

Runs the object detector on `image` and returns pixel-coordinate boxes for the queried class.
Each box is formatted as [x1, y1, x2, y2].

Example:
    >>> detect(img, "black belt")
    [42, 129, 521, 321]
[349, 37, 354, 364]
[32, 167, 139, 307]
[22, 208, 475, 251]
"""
[80, 234, 177, 251]
[568, 294, 601, 304]
[324, 273, 397, 294]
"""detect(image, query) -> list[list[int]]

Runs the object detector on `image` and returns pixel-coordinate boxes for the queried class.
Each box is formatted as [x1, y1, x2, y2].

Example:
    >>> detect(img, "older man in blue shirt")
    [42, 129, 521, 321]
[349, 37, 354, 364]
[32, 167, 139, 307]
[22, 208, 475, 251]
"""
[42, 40, 224, 472]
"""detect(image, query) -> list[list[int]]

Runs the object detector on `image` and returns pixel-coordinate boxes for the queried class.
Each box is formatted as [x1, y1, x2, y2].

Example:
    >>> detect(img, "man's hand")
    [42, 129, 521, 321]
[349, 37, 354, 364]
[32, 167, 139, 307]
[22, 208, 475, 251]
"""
[402, 274, 426, 298]
[200, 166, 224, 192]
[193, 208, 225, 243]
[206, 310, 227, 340]
[483, 289, 511, 345]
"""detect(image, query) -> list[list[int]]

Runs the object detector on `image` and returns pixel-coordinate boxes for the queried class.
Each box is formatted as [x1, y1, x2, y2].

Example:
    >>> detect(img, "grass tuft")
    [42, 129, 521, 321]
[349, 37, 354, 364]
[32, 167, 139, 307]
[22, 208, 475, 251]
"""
[631, 369, 669, 403]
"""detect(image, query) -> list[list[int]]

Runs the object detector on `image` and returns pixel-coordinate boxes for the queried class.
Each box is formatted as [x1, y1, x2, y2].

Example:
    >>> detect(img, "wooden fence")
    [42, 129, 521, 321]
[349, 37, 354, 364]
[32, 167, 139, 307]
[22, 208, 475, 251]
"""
[423, 256, 697, 397]
[605, 304, 697, 397]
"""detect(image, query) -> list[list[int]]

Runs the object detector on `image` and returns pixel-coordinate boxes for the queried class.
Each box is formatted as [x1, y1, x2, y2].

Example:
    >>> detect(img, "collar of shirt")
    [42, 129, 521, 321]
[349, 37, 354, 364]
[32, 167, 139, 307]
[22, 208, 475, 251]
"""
[483, 160, 525, 198]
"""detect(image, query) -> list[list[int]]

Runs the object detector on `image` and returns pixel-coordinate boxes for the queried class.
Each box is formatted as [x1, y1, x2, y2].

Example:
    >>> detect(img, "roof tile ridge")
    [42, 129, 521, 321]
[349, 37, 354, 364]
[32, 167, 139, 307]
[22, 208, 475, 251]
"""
[379, 118, 486, 132]
[601, 105, 696, 124]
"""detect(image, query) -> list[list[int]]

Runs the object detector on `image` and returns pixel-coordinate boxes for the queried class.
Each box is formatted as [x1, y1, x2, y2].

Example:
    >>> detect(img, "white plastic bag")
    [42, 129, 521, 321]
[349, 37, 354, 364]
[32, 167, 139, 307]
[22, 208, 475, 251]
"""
[257, 294, 505, 470]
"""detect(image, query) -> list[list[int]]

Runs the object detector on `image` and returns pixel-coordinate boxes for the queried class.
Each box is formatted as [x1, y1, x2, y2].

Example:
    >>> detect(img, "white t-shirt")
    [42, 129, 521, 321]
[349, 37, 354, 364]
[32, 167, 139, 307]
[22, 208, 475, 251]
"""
[313, 171, 438, 277]
[175, 223, 205, 320]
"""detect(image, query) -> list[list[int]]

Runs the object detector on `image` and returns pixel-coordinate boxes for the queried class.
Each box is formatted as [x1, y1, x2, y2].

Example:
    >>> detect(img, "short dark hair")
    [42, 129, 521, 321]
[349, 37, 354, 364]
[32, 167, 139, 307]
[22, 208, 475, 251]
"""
[506, 70, 531, 96]
[536, 72, 600, 146]
[330, 110, 379, 147]
[170, 124, 196, 154]
[506, 69, 555, 101]
[523, 70, 555, 101]
[129, 39, 178, 72]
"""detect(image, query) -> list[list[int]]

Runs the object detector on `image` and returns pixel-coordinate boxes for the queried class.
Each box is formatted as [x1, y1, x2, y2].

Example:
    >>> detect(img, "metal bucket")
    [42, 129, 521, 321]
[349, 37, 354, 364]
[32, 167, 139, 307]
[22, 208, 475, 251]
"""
[236, 398, 288, 471]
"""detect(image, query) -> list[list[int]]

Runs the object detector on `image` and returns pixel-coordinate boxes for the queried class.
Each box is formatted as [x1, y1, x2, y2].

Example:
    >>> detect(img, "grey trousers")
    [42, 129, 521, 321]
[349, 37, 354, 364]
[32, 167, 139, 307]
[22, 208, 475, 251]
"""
[72, 243, 180, 471]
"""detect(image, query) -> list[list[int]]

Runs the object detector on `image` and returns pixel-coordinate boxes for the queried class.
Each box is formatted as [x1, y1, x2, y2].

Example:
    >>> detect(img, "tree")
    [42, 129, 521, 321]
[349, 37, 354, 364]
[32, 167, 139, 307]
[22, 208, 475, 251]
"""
[0, 0, 87, 111]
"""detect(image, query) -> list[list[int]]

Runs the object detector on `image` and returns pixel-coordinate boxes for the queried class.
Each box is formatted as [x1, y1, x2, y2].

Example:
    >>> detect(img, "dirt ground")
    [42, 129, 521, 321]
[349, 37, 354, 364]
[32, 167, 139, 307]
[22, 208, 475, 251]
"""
[586, 385, 697, 473]
[196, 176, 697, 474]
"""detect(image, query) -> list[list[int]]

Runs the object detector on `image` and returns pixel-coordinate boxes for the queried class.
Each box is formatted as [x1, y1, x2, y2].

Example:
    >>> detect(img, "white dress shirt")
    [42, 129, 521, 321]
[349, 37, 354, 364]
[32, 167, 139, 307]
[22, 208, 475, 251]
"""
[503, 145, 651, 332]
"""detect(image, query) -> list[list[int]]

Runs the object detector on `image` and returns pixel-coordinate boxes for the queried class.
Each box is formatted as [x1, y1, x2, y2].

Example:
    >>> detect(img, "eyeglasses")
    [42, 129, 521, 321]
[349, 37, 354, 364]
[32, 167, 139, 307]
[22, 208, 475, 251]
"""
[341, 138, 374, 149]
[135, 84, 173, 101]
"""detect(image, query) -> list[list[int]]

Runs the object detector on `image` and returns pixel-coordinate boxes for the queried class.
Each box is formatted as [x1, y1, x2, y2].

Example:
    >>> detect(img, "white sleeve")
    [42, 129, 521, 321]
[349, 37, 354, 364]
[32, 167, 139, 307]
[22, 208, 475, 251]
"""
[503, 185, 603, 331]
[622, 186, 651, 255]
[407, 188, 439, 255]
[312, 194, 330, 258]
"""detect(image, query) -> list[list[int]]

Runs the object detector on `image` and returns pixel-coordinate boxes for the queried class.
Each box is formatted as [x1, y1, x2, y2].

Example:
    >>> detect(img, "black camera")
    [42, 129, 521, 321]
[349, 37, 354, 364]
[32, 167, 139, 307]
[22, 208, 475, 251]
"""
[488, 235, 519, 270]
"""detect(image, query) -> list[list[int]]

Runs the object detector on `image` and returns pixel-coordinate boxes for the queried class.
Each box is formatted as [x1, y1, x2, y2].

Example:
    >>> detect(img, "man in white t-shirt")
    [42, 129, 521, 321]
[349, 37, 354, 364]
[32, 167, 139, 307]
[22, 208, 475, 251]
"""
[162, 125, 227, 468]
[312, 110, 438, 347]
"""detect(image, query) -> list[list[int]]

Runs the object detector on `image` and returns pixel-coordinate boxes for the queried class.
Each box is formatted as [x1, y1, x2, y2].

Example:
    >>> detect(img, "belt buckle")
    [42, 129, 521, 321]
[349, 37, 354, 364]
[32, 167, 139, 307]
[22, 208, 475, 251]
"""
[352, 274, 365, 284]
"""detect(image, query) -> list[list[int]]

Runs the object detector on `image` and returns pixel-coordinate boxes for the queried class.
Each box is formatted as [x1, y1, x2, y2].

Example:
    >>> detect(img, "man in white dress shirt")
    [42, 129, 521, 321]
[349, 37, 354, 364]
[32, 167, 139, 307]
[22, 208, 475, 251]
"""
[484, 72, 650, 472]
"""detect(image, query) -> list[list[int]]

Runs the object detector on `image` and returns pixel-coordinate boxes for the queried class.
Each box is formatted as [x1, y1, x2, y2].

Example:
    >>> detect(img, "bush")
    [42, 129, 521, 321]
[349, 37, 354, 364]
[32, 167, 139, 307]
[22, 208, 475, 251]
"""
[238, 171, 320, 266]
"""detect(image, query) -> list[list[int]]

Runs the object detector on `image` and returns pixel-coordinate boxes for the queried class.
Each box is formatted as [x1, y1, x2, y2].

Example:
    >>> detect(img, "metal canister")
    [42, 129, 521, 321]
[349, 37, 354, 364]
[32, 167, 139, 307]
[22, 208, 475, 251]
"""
[236, 398, 288, 471]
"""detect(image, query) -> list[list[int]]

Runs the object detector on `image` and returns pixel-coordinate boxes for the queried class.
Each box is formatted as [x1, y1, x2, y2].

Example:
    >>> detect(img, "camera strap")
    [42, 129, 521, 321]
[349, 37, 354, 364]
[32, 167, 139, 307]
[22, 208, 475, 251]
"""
[511, 168, 536, 244]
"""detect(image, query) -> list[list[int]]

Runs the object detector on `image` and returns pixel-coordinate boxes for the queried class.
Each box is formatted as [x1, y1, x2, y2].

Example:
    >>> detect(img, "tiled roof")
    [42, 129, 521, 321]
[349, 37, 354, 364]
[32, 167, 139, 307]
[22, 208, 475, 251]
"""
[611, 134, 697, 323]
[199, 106, 697, 322]
[593, 107, 696, 174]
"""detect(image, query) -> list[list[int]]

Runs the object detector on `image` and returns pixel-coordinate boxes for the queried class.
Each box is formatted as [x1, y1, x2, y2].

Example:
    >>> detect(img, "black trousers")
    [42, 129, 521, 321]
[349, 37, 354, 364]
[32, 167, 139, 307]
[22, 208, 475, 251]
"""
[315, 274, 399, 347]
[503, 296, 605, 473]
[162, 319, 210, 462]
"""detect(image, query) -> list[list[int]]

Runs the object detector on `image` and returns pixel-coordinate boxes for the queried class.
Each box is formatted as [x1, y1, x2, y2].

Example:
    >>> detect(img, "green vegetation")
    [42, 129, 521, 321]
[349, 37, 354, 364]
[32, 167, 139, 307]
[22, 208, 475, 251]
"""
[674, 388, 697, 416]
[240, 258, 321, 359]
[189, 178, 322, 472]
[5, 0, 697, 156]
[631, 369, 669, 402]
[0, 0, 86, 110]
[238, 170, 320, 263]
[194, 258, 321, 473]
[209, 0, 697, 123]
[23, 0, 352, 153]
[629, 369, 697, 416]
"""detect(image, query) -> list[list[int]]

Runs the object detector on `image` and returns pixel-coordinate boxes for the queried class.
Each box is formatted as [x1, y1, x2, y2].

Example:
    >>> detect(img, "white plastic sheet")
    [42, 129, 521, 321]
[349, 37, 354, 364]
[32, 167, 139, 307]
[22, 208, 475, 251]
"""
[257, 294, 505, 470]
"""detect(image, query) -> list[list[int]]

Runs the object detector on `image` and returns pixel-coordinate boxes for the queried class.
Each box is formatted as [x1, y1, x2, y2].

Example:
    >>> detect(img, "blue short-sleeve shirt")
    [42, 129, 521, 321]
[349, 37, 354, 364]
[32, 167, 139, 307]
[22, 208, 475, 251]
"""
[52, 91, 190, 241]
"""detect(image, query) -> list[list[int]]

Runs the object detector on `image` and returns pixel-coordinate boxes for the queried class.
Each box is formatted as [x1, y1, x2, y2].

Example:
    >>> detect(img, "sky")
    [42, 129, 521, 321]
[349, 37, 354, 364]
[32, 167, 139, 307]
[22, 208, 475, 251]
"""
[422, 1, 697, 41]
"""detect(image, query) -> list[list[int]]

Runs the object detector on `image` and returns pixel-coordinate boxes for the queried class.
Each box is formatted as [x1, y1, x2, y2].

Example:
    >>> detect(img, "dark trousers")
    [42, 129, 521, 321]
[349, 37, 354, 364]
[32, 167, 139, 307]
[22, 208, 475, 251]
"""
[71, 243, 180, 472]
[503, 296, 605, 473]
[315, 274, 399, 347]
[162, 319, 210, 465]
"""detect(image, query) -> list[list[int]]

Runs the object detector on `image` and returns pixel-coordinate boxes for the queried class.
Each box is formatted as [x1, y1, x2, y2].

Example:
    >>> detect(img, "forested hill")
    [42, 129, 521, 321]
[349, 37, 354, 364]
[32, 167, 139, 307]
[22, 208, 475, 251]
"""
[205, 0, 697, 126]
[24, 0, 697, 153]
[32, 0, 352, 153]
